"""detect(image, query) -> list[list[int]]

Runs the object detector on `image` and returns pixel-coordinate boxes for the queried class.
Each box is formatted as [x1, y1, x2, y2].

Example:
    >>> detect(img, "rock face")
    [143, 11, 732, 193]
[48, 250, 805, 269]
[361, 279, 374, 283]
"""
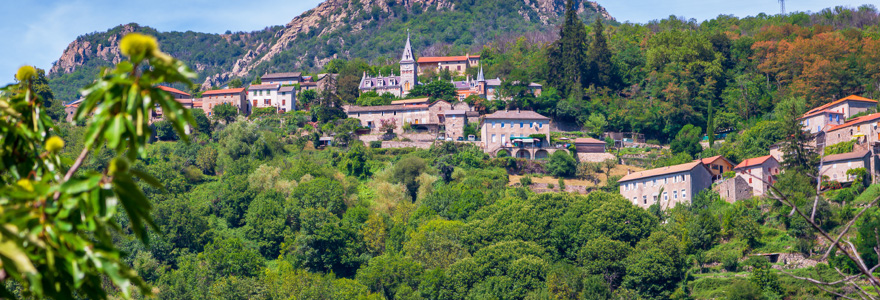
[50, 0, 612, 90]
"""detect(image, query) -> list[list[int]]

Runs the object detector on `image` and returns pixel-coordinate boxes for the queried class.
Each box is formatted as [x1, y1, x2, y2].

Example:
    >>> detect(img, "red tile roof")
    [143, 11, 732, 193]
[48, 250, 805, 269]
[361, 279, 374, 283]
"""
[201, 88, 245, 96]
[158, 85, 191, 97]
[734, 155, 776, 169]
[804, 95, 877, 116]
[417, 55, 480, 63]
[798, 109, 843, 120]
[192, 101, 203, 108]
[828, 112, 880, 132]
[701, 155, 733, 166]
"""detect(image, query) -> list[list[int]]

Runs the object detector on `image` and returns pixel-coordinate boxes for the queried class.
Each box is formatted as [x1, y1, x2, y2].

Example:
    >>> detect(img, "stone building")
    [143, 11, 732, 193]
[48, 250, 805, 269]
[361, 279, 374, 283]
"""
[449, 67, 542, 101]
[619, 161, 714, 209]
[153, 86, 193, 120]
[715, 176, 754, 203]
[344, 100, 467, 135]
[359, 34, 418, 97]
[574, 138, 606, 153]
[820, 149, 872, 183]
[247, 84, 296, 113]
[823, 112, 880, 147]
[701, 155, 735, 181]
[417, 54, 480, 76]
[199, 88, 249, 117]
[261, 72, 302, 85]
[733, 155, 781, 198]
[800, 95, 877, 134]
[481, 110, 553, 159]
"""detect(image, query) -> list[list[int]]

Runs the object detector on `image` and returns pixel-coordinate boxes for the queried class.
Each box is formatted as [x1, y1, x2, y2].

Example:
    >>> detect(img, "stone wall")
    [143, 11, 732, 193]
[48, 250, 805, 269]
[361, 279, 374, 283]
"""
[715, 175, 753, 203]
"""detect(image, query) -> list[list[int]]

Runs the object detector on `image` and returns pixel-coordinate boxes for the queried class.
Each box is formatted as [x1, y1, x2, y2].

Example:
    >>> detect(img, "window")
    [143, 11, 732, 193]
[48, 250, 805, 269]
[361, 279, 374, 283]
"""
[530, 122, 534, 128]
[663, 192, 668, 201]
[520, 123, 524, 128]
[492, 134, 497, 143]
[673, 190, 678, 199]
[282, 99, 286, 105]
[539, 122, 543, 128]
[681, 189, 686, 199]
[501, 134, 506, 143]
[749, 178, 753, 183]
[633, 197, 637, 203]
[253, 100, 257, 107]
[501, 122, 506, 128]
[643, 195, 647, 204]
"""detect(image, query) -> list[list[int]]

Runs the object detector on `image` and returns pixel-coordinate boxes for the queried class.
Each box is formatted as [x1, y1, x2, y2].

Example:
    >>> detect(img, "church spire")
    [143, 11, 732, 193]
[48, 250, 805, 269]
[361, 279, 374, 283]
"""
[401, 29, 414, 63]
[477, 65, 485, 82]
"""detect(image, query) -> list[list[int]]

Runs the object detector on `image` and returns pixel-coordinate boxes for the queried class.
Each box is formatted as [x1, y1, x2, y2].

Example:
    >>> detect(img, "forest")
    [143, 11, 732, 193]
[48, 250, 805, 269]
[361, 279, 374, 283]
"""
[4, 2, 880, 300]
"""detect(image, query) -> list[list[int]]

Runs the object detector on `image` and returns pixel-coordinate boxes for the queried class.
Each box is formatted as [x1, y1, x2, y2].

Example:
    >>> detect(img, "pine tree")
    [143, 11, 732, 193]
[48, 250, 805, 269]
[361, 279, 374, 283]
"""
[586, 16, 619, 89]
[548, 0, 589, 98]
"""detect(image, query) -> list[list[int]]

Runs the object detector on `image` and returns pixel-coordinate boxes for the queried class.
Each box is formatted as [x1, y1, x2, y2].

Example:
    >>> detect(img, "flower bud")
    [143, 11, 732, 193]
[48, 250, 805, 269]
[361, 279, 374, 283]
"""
[45, 136, 64, 153]
[120, 33, 158, 60]
[16, 179, 34, 192]
[16, 65, 37, 82]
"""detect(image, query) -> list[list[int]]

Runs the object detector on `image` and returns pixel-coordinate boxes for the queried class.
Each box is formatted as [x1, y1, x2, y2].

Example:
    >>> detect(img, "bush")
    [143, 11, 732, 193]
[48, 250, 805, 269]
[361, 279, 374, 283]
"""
[558, 178, 565, 191]
[520, 175, 533, 186]
[547, 151, 577, 178]
[369, 140, 382, 148]
[547, 183, 555, 189]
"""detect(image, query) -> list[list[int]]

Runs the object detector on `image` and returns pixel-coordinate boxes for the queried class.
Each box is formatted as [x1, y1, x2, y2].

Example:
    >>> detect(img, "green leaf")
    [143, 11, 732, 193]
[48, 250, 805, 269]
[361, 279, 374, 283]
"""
[104, 115, 124, 149]
[0, 235, 37, 274]
[130, 169, 165, 191]
[60, 174, 102, 195]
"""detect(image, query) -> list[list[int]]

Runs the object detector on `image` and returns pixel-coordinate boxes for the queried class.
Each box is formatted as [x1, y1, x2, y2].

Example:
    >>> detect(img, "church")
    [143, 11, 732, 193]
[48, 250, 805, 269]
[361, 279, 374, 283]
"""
[358, 33, 418, 97]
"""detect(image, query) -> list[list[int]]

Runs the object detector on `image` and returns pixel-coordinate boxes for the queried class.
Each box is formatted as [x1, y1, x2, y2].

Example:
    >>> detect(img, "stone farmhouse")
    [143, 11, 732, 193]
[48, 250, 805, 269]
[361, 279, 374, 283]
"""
[824, 112, 880, 147]
[247, 84, 296, 113]
[450, 68, 542, 101]
[618, 161, 714, 209]
[481, 110, 559, 160]
[344, 99, 477, 139]
[820, 149, 872, 183]
[153, 86, 193, 120]
[732, 155, 781, 198]
[199, 88, 249, 117]
[715, 176, 753, 203]
[417, 54, 480, 76]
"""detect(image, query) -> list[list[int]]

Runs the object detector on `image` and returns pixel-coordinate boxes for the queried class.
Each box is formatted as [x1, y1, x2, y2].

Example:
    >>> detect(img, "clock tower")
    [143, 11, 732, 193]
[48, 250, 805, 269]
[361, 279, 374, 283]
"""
[400, 30, 417, 95]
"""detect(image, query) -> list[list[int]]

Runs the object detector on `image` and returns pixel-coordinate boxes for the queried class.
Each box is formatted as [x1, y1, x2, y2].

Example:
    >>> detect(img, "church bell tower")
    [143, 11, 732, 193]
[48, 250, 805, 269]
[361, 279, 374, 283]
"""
[399, 30, 417, 95]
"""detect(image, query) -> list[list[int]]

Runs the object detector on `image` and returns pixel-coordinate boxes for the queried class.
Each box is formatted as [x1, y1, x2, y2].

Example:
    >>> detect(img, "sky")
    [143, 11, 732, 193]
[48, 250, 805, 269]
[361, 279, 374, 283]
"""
[0, 0, 876, 82]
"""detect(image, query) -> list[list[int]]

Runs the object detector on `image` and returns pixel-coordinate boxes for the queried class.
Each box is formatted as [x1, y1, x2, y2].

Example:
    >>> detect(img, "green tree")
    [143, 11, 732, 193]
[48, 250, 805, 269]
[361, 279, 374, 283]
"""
[290, 177, 347, 218]
[0, 33, 195, 298]
[777, 97, 817, 172]
[403, 219, 471, 269]
[289, 207, 364, 277]
[299, 89, 319, 109]
[670, 124, 703, 157]
[547, 0, 589, 97]
[586, 17, 619, 89]
[212, 102, 239, 123]
[547, 150, 577, 177]
[578, 236, 633, 288]
[204, 236, 266, 277]
[623, 248, 679, 299]
[154, 119, 178, 141]
[408, 80, 457, 102]
[392, 156, 427, 200]
[356, 254, 424, 299]
[192, 107, 212, 135]
[342, 143, 370, 178]
[228, 78, 243, 88]
[245, 190, 288, 257]
[196, 146, 218, 175]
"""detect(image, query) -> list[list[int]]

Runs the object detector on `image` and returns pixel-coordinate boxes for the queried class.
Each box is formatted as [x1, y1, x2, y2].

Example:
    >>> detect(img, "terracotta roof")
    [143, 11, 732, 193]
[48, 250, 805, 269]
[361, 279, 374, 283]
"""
[483, 110, 549, 120]
[158, 85, 191, 97]
[734, 155, 776, 169]
[391, 98, 430, 105]
[828, 112, 880, 132]
[575, 137, 605, 144]
[346, 104, 429, 113]
[619, 161, 704, 182]
[248, 84, 280, 90]
[201, 88, 245, 96]
[701, 155, 733, 166]
[799, 109, 843, 120]
[192, 101, 203, 108]
[417, 55, 479, 63]
[805, 95, 877, 116]
[822, 149, 871, 163]
[261, 72, 302, 80]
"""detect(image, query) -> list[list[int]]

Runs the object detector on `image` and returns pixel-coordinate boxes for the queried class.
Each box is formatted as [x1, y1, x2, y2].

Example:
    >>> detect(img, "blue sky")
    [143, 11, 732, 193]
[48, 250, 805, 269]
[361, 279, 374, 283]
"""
[0, 0, 874, 83]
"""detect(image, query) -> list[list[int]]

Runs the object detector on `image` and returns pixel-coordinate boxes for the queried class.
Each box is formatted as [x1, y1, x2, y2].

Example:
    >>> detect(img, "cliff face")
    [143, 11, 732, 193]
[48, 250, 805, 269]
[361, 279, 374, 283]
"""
[49, 0, 612, 95]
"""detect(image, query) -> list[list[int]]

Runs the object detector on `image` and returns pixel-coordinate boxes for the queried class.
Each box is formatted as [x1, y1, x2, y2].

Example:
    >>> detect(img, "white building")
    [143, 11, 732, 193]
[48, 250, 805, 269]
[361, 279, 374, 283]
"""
[247, 84, 296, 113]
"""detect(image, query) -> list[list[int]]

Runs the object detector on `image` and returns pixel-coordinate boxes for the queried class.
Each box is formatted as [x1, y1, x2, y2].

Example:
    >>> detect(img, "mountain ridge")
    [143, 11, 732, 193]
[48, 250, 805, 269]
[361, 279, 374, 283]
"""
[47, 0, 612, 102]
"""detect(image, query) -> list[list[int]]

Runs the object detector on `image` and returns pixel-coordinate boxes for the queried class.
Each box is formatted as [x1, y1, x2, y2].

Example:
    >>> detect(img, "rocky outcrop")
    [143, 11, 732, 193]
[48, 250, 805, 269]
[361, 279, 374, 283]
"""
[50, 24, 136, 75]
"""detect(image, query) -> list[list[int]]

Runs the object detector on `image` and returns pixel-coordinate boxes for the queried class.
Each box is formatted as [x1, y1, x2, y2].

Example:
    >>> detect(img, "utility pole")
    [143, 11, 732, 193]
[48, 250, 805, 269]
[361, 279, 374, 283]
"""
[779, 0, 786, 15]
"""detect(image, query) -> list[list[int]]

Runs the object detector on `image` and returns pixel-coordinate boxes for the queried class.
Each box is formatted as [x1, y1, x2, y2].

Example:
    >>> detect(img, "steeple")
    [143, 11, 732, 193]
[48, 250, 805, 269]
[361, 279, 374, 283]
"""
[477, 66, 485, 82]
[400, 29, 415, 63]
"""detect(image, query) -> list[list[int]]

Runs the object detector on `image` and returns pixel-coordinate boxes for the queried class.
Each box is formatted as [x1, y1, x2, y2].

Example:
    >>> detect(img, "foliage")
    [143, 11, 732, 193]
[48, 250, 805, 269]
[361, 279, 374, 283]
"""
[212, 103, 239, 123]
[670, 124, 703, 157]
[824, 140, 857, 156]
[0, 32, 196, 298]
[547, 150, 577, 177]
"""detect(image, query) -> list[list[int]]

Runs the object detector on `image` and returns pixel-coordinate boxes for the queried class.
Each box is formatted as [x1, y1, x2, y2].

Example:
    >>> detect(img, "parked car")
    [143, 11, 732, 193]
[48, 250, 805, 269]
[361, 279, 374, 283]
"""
[457, 136, 464, 141]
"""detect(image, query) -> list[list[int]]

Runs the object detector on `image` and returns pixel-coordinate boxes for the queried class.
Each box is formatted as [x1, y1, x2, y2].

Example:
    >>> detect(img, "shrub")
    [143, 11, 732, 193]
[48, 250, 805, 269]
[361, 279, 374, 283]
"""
[520, 175, 533, 186]
[547, 151, 577, 178]
[547, 183, 555, 189]
[369, 140, 382, 148]
[558, 178, 566, 191]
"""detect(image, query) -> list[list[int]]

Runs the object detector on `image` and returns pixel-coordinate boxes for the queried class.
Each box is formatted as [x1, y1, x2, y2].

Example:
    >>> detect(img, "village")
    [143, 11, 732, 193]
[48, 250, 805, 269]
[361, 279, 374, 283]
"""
[60, 32, 880, 211]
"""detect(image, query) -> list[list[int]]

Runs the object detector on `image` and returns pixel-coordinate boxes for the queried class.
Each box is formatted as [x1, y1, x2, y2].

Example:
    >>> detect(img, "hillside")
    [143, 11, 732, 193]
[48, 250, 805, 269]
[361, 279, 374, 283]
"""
[47, 0, 612, 103]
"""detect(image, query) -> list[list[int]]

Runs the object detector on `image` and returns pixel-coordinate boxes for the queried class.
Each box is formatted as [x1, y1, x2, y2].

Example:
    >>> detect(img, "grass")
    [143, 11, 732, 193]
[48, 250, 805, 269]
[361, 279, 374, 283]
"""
[508, 164, 644, 188]
[853, 184, 880, 206]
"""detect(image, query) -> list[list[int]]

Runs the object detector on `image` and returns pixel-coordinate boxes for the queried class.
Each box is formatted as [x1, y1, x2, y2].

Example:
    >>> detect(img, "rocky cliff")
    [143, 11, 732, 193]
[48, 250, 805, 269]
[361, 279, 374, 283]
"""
[48, 0, 612, 99]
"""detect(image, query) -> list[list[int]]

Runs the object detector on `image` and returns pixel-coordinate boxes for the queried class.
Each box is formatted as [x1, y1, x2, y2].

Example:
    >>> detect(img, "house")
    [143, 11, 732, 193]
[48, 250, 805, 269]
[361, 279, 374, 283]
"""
[247, 83, 296, 113]
[447, 67, 542, 101]
[199, 88, 249, 117]
[153, 86, 194, 120]
[480, 110, 552, 159]
[417, 54, 480, 76]
[574, 138, 607, 153]
[820, 149, 872, 183]
[301, 73, 337, 94]
[715, 176, 754, 203]
[261, 72, 302, 85]
[769, 143, 784, 163]
[64, 99, 83, 123]
[344, 100, 460, 134]
[618, 161, 714, 209]
[733, 155, 781, 198]
[800, 95, 877, 134]
[359, 34, 418, 96]
[701, 155, 735, 181]
[823, 112, 880, 148]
